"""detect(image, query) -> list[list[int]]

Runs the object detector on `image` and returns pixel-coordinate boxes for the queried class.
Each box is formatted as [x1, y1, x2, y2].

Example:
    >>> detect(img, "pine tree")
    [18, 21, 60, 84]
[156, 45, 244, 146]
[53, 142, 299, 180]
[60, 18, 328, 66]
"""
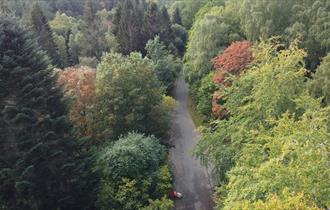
[83, 0, 96, 28]
[0, 16, 96, 210]
[144, 2, 161, 39]
[113, 0, 146, 54]
[29, 3, 62, 67]
[172, 7, 182, 25]
[65, 29, 79, 66]
[0, 0, 11, 15]
[159, 7, 173, 46]
[82, 0, 98, 58]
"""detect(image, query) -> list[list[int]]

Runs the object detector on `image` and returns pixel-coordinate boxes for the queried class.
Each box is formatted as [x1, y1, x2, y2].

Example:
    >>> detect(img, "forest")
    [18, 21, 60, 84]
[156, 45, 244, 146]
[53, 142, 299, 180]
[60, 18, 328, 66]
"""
[0, 0, 329, 210]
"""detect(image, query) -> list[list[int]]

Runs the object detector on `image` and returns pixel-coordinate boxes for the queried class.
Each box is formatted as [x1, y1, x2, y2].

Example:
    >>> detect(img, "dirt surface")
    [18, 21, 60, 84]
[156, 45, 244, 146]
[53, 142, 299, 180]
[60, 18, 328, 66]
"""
[169, 73, 214, 210]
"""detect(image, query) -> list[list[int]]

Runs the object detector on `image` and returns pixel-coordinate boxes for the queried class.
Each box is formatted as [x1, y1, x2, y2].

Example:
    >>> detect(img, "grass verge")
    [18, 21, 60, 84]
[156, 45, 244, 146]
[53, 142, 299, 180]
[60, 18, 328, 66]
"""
[187, 95, 205, 127]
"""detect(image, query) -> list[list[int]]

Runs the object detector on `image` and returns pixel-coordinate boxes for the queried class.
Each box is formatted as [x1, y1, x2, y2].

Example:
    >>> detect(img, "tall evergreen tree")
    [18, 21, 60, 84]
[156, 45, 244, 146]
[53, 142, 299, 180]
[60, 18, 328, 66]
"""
[82, 0, 99, 58]
[0, 0, 11, 15]
[29, 3, 62, 67]
[113, 0, 146, 54]
[159, 7, 173, 46]
[172, 7, 182, 25]
[144, 2, 161, 39]
[83, 0, 96, 28]
[0, 16, 95, 210]
[65, 29, 78, 66]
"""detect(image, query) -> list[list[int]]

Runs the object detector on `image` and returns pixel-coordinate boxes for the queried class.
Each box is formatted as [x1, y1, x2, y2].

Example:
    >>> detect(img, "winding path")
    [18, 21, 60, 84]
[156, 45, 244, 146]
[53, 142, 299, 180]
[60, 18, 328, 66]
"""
[169, 73, 214, 210]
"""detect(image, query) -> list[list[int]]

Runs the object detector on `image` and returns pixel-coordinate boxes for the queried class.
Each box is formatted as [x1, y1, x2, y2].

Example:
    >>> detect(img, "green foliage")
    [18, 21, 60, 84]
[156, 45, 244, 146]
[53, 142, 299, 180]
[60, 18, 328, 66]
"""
[112, 0, 148, 54]
[29, 3, 62, 67]
[309, 53, 330, 105]
[170, 0, 205, 29]
[96, 133, 173, 210]
[97, 177, 150, 210]
[79, 56, 99, 68]
[154, 165, 173, 197]
[113, 0, 176, 55]
[230, 189, 322, 210]
[171, 23, 188, 56]
[222, 111, 330, 209]
[172, 7, 182, 25]
[239, 0, 293, 41]
[0, 16, 96, 210]
[50, 12, 80, 66]
[96, 133, 165, 181]
[49, 4, 116, 67]
[96, 52, 164, 140]
[195, 40, 330, 209]
[141, 197, 174, 210]
[197, 72, 217, 116]
[148, 95, 177, 138]
[146, 36, 182, 92]
[184, 4, 243, 97]
[81, 0, 109, 59]
[50, 12, 78, 35]
[238, 0, 330, 69]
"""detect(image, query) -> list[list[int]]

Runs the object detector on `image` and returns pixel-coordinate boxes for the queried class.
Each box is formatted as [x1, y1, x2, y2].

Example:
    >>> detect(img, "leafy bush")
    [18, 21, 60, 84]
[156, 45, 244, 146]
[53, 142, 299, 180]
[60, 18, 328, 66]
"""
[197, 73, 217, 116]
[148, 96, 177, 138]
[141, 197, 174, 210]
[96, 133, 173, 210]
[96, 133, 165, 181]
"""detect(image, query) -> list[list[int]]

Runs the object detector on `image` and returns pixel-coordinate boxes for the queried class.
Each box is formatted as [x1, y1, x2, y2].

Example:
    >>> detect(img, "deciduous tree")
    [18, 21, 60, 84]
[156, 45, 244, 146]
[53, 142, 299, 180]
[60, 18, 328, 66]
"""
[57, 66, 97, 141]
[95, 52, 164, 140]
[184, 3, 242, 98]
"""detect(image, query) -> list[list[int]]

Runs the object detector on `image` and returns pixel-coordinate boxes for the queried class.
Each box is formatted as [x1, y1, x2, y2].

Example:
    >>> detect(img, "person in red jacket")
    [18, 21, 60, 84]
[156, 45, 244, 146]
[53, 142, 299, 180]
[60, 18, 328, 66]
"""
[169, 189, 183, 199]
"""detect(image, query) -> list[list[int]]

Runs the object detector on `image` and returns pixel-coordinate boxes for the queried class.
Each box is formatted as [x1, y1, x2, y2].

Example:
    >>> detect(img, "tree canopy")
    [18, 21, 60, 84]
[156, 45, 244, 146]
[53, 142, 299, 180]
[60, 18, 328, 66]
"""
[195, 40, 330, 209]
[95, 52, 164, 140]
[0, 16, 95, 210]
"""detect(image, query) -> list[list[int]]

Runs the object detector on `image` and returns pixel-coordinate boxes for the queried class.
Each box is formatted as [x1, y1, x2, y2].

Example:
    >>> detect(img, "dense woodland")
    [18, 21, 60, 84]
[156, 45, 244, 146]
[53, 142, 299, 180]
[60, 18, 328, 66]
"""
[0, 0, 329, 210]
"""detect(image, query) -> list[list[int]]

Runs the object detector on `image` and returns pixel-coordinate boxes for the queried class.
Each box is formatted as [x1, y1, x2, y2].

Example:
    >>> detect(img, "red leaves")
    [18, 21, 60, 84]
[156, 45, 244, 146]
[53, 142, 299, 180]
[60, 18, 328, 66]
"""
[213, 41, 253, 84]
[212, 41, 253, 118]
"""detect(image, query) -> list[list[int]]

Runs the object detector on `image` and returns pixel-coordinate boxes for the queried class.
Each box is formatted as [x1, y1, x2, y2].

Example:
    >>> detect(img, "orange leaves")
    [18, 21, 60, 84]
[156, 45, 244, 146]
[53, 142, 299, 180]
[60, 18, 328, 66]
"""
[212, 41, 253, 118]
[57, 66, 96, 138]
[213, 41, 253, 83]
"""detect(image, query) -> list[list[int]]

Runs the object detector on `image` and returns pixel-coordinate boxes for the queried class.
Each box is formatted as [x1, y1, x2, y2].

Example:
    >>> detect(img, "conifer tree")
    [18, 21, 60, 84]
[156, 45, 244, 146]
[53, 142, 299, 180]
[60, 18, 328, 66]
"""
[0, 0, 11, 15]
[83, 0, 96, 28]
[0, 16, 95, 210]
[144, 2, 161, 39]
[172, 7, 182, 25]
[113, 0, 146, 54]
[82, 0, 101, 58]
[159, 7, 173, 46]
[29, 3, 62, 67]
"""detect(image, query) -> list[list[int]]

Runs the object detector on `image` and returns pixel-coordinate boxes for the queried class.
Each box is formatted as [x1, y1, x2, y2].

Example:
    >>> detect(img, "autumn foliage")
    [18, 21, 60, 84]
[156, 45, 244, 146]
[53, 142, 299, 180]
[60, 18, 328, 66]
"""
[212, 41, 253, 118]
[213, 40, 253, 83]
[57, 66, 96, 138]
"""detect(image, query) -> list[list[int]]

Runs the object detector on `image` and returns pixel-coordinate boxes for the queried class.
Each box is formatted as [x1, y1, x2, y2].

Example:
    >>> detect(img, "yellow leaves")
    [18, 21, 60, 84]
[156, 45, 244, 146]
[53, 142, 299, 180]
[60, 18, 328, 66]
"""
[229, 189, 322, 210]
